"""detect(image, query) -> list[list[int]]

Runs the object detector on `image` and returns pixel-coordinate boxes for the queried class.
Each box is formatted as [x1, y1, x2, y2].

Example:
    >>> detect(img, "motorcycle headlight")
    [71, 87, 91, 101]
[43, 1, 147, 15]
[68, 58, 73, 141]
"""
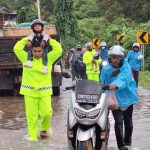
[86, 109, 100, 119]
[102, 61, 107, 66]
[74, 108, 86, 119]
[74, 108, 100, 120]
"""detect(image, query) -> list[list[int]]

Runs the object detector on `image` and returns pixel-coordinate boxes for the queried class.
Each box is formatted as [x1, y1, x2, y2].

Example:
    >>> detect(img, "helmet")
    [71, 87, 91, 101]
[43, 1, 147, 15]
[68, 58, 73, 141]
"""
[100, 41, 107, 47]
[108, 45, 125, 68]
[85, 42, 92, 50]
[108, 45, 125, 58]
[31, 19, 44, 31]
[132, 43, 140, 49]
[76, 44, 82, 51]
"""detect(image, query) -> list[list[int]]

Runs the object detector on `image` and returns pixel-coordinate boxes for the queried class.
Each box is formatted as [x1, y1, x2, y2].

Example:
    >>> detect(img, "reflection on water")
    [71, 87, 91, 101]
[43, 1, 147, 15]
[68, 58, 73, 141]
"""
[0, 85, 150, 149]
[0, 96, 26, 130]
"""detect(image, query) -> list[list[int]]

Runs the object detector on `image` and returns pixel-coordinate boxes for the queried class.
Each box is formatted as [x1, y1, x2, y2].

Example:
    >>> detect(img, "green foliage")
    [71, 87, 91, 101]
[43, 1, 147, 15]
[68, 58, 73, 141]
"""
[96, 0, 150, 23]
[17, 7, 37, 23]
[40, 0, 54, 21]
[0, 0, 54, 23]
[74, 0, 102, 19]
[54, 0, 79, 49]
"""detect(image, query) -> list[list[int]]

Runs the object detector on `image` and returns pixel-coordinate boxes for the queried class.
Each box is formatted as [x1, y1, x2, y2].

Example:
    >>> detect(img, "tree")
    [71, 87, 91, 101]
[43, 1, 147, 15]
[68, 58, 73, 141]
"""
[0, 0, 54, 23]
[54, 0, 79, 49]
[96, 0, 150, 23]
[17, 6, 37, 23]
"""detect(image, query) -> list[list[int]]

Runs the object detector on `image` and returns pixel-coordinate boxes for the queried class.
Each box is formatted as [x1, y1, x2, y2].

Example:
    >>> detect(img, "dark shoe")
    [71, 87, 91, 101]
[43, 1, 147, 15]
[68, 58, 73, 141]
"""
[125, 142, 131, 146]
[120, 146, 128, 150]
[40, 131, 49, 137]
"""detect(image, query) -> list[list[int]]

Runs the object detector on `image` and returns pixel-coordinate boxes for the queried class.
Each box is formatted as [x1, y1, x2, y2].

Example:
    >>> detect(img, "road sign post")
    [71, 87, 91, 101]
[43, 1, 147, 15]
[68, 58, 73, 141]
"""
[140, 45, 145, 71]
[37, 0, 41, 20]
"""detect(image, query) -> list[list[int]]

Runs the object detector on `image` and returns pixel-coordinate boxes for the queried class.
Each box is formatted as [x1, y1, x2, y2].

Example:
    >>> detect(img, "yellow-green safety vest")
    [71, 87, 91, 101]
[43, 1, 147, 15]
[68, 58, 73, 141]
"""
[13, 37, 63, 97]
[83, 49, 101, 74]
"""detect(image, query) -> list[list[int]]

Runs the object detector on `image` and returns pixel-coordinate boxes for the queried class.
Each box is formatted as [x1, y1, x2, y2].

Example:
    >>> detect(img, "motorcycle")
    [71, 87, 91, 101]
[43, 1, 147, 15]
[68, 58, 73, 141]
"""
[67, 79, 110, 150]
[66, 69, 120, 150]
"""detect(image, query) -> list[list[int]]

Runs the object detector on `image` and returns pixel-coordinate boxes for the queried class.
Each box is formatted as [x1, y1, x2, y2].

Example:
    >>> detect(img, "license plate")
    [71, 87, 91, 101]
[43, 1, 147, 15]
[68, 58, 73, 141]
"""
[76, 94, 99, 104]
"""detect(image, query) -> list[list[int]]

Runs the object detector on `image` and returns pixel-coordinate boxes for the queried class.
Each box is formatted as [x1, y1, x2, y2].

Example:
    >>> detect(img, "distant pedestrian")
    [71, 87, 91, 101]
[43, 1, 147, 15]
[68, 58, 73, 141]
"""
[100, 41, 108, 61]
[99, 41, 108, 70]
[126, 43, 144, 87]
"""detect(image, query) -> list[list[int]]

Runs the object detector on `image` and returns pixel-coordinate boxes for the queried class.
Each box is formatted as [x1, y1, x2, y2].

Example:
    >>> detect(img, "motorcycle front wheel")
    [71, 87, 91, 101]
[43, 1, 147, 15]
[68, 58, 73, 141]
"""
[77, 138, 93, 150]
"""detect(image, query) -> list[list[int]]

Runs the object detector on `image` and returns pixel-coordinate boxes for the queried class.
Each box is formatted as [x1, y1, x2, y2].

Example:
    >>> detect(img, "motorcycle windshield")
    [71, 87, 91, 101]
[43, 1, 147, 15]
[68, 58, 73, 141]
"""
[75, 80, 102, 104]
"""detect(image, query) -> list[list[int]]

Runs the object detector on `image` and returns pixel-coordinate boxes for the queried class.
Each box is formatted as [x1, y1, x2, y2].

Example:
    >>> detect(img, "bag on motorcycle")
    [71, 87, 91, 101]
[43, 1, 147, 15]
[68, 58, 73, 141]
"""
[107, 91, 119, 110]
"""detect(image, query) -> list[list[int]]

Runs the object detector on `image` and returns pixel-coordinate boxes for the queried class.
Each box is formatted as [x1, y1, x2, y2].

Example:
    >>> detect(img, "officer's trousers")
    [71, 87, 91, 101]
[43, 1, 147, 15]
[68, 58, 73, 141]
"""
[24, 95, 53, 141]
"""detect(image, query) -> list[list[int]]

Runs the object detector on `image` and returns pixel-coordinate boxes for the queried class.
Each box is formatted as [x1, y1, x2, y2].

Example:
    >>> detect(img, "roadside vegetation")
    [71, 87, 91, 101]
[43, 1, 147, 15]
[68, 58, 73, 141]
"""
[139, 71, 150, 89]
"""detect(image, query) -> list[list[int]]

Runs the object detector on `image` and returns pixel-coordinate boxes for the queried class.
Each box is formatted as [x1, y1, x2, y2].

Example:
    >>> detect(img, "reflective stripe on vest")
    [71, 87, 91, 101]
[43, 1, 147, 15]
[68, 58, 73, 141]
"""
[21, 84, 34, 90]
[38, 86, 52, 91]
[86, 68, 94, 71]
[21, 84, 52, 91]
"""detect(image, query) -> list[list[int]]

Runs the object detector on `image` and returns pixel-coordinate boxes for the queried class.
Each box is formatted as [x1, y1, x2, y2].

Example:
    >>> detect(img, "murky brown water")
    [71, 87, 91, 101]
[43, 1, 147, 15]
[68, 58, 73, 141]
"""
[0, 79, 150, 150]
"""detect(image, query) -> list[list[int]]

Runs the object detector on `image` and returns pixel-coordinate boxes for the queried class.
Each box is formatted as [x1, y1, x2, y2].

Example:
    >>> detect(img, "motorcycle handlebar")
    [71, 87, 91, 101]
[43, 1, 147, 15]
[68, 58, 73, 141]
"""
[102, 85, 118, 90]
[102, 85, 110, 90]
[65, 85, 110, 91]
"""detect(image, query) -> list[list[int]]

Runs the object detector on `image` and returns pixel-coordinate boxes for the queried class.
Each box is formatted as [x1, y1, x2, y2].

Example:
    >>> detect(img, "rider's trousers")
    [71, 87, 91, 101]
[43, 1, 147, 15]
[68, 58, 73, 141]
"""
[112, 105, 133, 149]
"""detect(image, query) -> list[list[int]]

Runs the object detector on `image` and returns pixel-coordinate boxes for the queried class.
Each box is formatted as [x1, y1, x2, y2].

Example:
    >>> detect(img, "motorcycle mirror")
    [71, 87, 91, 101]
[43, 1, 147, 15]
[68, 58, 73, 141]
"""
[111, 69, 120, 77]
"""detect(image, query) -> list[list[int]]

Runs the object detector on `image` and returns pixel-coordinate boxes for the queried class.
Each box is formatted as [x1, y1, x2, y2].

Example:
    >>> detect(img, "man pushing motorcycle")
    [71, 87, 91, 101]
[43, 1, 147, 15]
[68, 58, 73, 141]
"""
[100, 45, 138, 150]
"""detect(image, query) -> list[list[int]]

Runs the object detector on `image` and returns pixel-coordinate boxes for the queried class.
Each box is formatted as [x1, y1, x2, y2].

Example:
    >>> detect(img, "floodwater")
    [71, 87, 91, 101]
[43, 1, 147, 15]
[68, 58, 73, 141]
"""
[0, 78, 150, 150]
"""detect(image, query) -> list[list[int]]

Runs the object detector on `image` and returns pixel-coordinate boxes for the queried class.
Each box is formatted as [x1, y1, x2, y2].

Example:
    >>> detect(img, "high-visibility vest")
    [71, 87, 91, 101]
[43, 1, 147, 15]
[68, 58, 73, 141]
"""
[83, 49, 101, 74]
[14, 37, 63, 97]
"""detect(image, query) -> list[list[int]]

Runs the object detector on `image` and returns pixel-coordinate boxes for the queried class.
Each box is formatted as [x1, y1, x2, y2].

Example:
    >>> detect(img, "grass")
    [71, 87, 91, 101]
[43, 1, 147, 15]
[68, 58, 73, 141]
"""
[139, 71, 150, 90]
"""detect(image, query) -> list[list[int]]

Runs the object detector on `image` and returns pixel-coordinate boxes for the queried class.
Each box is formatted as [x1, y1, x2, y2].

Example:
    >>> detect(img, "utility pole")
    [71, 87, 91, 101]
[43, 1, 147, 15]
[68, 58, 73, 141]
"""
[37, 0, 41, 20]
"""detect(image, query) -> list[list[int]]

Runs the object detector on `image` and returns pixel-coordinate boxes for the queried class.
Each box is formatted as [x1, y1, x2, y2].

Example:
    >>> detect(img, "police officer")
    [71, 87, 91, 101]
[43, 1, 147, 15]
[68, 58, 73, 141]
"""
[83, 42, 102, 81]
[14, 36, 62, 141]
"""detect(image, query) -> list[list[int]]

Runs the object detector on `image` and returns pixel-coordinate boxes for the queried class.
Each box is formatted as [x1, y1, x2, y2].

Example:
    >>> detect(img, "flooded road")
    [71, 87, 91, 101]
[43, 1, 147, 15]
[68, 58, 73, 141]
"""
[0, 78, 150, 150]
